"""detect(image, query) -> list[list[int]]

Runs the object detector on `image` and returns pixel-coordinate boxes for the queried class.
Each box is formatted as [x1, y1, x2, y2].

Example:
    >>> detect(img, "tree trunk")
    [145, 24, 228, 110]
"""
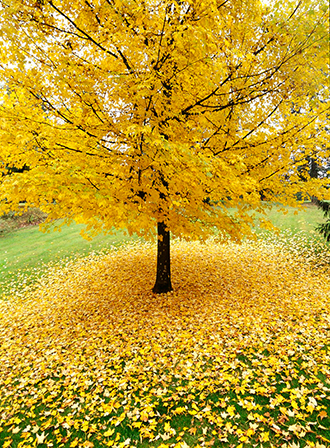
[152, 221, 173, 294]
[309, 157, 319, 204]
[309, 157, 319, 179]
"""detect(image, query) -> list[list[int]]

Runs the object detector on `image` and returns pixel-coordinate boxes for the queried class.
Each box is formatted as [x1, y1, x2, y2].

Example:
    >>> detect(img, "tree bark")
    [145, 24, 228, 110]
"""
[309, 157, 319, 204]
[152, 221, 173, 294]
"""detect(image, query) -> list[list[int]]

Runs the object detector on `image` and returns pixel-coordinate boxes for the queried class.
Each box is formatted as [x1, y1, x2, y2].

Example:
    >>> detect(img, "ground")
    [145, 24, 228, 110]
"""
[0, 236, 329, 448]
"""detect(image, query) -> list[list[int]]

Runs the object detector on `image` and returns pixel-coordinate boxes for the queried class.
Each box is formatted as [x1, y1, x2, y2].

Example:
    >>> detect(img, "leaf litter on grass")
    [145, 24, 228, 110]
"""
[0, 238, 329, 448]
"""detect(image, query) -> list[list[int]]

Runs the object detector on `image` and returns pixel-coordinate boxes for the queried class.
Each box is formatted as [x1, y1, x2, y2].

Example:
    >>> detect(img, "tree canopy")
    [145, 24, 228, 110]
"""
[0, 0, 329, 290]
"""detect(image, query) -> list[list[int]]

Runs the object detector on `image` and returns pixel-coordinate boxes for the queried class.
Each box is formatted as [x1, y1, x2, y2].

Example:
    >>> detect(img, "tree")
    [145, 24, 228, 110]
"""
[315, 200, 330, 241]
[0, 0, 329, 293]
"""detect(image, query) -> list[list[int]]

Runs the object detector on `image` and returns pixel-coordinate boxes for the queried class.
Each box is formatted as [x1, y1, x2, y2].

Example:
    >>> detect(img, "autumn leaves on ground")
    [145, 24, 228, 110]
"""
[0, 236, 330, 448]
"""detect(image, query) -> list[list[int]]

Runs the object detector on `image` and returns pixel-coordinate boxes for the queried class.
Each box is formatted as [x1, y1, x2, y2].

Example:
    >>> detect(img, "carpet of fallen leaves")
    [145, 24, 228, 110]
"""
[0, 238, 330, 448]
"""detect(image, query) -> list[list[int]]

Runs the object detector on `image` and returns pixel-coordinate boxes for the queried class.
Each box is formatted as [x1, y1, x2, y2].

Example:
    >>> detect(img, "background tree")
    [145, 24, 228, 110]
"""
[316, 200, 330, 241]
[0, 0, 329, 293]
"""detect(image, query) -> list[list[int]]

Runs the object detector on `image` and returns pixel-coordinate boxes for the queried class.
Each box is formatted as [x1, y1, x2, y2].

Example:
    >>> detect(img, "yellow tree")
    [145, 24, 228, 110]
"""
[0, 0, 329, 292]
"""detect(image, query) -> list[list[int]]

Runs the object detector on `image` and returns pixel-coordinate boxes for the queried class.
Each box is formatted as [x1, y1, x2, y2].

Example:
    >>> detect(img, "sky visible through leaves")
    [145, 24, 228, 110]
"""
[0, 237, 329, 448]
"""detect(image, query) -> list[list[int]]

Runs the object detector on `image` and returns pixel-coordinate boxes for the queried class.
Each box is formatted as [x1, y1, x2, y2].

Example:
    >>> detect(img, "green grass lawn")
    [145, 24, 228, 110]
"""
[253, 202, 325, 234]
[0, 222, 140, 296]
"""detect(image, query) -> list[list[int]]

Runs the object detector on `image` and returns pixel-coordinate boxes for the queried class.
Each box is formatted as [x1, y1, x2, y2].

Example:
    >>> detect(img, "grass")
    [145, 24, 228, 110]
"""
[0, 221, 140, 296]
[253, 202, 325, 234]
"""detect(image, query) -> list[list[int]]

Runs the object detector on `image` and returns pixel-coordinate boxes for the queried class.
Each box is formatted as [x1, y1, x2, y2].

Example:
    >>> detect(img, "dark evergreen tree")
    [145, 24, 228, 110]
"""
[316, 200, 330, 241]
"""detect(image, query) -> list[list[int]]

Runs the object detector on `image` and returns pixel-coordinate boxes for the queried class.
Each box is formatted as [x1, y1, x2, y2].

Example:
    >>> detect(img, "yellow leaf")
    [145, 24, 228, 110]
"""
[3, 440, 12, 448]
[227, 405, 236, 417]
[318, 410, 328, 420]
[260, 432, 269, 442]
[82, 441, 94, 448]
[104, 428, 115, 437]
[174, 407, 186, 415]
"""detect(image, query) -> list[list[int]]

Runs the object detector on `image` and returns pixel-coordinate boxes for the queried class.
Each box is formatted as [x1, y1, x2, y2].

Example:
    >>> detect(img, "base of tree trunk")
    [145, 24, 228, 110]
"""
[152, 282, 173, 294]
[152, 221, 173, 294]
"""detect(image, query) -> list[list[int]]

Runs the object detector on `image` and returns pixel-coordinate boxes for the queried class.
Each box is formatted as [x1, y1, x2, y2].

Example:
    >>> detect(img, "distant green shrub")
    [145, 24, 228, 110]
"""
[0, 207, 47, 236]
[0, 219, 16, 236]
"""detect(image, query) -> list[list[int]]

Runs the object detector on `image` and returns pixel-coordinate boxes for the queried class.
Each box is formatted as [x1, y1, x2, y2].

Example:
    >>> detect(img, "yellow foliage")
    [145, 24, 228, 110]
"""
[0, 0, 329, 241]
